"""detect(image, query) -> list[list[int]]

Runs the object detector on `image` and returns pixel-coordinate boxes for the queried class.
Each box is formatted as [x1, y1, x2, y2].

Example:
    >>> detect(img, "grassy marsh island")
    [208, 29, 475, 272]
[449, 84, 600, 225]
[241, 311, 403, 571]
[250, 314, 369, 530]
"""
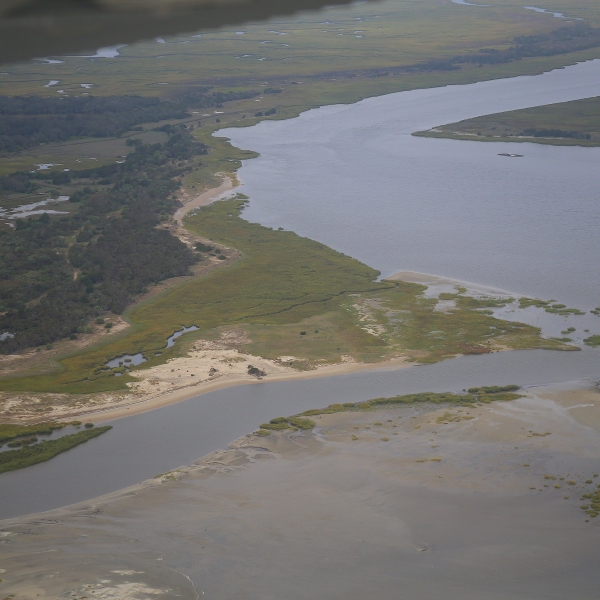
[414, 96, 600, 146]
[0, 424, 111, 474]
[255, 385, 523, 435]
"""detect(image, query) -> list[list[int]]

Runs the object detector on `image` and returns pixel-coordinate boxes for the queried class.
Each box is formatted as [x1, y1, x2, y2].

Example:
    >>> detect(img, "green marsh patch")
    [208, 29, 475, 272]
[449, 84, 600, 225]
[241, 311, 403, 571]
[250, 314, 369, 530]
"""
[0, 195, 574, 393]
[255, 386, 524, 435]
[414, 96, 600, 147]
[0, 425, 111, 474]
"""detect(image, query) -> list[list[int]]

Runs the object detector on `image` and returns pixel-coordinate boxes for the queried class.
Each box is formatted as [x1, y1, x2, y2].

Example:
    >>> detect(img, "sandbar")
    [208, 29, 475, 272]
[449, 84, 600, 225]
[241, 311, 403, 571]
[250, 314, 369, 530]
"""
[1, 380, 599, 598]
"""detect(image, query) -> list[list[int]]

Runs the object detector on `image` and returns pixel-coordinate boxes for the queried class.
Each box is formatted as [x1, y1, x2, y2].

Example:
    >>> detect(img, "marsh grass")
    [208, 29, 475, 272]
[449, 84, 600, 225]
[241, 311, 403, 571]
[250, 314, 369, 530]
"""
[256, 386, 525, 439]
[0, 426, 111, 474]
[584, 335, 600, 347]
[414, 97, 600, 147]
[0, 421, 65, 444]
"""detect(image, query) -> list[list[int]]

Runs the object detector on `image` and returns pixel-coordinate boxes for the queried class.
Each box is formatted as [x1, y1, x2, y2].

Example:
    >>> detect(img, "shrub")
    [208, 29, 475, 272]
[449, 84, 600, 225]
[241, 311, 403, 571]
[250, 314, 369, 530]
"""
[289, 417, 315, 430]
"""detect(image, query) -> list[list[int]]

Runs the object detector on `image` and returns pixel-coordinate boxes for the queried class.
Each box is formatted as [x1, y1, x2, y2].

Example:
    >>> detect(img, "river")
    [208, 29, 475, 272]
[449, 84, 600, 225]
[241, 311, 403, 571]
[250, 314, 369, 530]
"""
[226, 59, 600, 310]
[1, 61, 599, 520]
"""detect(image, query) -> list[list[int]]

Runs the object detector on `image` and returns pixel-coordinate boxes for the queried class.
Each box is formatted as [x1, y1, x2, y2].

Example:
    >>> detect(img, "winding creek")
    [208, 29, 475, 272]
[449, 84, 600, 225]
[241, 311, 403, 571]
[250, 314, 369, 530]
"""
[2, 60, 600, 520]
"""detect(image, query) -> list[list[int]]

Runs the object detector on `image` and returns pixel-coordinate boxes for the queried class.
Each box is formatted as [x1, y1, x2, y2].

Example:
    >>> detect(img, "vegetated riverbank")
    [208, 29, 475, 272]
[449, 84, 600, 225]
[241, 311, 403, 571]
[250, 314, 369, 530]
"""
[0, 424, 110, 474]
[1, 36, 597, 418]
[413, 95, 600, 146]
[2, 380, 599, 598]
[0, 190, 572, 399]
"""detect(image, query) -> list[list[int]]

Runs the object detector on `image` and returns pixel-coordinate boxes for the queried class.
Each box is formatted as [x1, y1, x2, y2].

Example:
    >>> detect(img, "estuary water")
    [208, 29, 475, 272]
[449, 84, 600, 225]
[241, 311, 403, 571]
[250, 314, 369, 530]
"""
[2, 61, 600, 519]
[224, 59, 600, 310]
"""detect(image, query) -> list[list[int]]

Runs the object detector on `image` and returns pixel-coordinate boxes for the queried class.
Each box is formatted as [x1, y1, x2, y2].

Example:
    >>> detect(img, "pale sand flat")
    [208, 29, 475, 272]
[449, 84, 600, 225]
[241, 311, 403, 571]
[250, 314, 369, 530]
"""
[1, 381, 599, 599]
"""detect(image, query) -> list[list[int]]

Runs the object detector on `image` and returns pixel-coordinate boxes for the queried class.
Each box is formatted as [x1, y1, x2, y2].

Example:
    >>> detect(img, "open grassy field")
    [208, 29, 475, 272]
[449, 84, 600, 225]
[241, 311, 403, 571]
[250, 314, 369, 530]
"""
[414, 96, 600, 146]
[0, 194, 571, 394]
[1, 0, 598, 102]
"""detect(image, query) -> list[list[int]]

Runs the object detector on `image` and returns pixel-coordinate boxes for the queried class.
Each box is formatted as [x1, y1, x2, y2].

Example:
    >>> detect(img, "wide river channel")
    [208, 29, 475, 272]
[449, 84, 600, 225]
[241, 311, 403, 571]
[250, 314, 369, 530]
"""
[2, 60, 600, 520]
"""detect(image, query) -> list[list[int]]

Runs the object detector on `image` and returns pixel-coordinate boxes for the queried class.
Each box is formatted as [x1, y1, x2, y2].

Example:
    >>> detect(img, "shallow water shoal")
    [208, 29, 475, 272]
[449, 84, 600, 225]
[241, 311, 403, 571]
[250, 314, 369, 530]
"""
[1, 347, 599, 520]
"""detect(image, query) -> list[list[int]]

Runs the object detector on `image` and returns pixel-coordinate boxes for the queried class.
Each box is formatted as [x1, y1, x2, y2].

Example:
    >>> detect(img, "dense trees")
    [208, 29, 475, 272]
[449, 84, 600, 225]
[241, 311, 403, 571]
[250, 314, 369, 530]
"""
[0, 88, 259, 152]
[0, 127, 205, 353]
[521, 128, 591, 139]
[408, 23, 600, 72]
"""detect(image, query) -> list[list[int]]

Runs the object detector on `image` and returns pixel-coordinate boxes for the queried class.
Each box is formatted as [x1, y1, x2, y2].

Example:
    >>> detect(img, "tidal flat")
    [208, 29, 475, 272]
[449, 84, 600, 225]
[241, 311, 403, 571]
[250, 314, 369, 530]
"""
[1, 381, 599, 599]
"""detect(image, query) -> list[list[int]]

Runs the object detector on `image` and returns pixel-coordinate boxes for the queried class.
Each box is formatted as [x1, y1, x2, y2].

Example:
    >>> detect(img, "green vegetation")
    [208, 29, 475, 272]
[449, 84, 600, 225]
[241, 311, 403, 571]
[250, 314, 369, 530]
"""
[0, 194, 573, 393]
[414, 96, 600, 147]
[257, 415, 317, 434]
[0, 0, 593, 395]
[255, 386, 523, 435]
[518, 297, 585, 315]
[0, 425, 111, 474]
[0, 421, 66, 444]
[467, 384, 519, 394]
[580, 486, 600, 518]
[3, 0, 600, 101]
[584, 335, 600, 347]
[0, 129, 205, 352]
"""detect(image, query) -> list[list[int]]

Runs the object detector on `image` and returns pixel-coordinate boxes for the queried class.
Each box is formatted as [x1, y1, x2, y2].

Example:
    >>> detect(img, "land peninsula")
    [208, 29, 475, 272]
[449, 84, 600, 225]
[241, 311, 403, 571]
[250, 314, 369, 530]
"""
[414, 95, 600, 146]
[0, 184, 575, 427]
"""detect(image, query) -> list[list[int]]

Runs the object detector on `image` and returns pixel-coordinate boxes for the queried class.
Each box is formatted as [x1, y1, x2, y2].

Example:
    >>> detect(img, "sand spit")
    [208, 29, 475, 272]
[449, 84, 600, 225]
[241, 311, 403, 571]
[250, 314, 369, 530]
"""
[1, 381, 600, 598]
[82, 338, 409, 424]
[174, 175, 236, 225]
[0, 326, 409, 424]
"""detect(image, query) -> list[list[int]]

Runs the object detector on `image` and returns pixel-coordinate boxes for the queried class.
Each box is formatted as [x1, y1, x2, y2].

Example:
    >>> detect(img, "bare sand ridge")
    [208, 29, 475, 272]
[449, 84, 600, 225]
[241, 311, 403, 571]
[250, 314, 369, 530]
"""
[1, 381, 599, 599]
[173, 175, 235, 226]
[82, 340, 409, 424]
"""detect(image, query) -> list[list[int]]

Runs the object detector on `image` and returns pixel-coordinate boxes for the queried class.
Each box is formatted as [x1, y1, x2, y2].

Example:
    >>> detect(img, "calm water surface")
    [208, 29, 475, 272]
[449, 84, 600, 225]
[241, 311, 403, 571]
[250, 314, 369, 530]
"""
[224, 59, 600, 309]
[2, 62, 600, 519]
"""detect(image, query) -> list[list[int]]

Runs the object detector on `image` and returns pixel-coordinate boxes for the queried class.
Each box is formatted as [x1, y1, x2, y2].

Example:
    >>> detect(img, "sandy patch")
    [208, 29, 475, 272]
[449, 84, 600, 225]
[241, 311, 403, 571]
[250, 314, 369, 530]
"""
[80, 345, 409, 424]
[174, 175, 236, 226]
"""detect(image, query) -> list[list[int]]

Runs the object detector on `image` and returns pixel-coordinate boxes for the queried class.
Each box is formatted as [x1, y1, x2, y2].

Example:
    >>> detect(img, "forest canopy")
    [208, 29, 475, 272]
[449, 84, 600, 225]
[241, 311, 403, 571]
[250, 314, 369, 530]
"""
[0, 88, 259, 153]
[0, 126, 207, 352]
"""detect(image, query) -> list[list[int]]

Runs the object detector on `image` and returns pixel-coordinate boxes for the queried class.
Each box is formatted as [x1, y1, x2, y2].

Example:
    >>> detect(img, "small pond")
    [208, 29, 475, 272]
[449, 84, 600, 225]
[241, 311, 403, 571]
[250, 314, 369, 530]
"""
[104, 325, 199, 374]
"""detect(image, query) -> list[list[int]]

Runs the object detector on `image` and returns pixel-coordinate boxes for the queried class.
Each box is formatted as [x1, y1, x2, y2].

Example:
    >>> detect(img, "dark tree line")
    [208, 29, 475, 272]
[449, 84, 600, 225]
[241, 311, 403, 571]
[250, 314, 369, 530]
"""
[521, 128, 592, 139]
[0, 88, 259, 153]
[0, 128, 205, 353]
[365, 23, 600, 75]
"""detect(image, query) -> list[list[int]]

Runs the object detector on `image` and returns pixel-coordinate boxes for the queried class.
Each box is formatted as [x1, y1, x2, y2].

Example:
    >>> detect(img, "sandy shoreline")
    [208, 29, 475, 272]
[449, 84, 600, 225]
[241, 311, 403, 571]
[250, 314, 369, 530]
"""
[82, 354, 411, 424]
[2, 381, 599, 598]
[174, 175, 236, 225]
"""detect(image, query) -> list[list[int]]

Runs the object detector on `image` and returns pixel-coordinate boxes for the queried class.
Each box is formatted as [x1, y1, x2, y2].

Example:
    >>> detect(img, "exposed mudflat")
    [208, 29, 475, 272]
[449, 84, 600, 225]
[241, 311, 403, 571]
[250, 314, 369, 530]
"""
[1, 381, 599, 599]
